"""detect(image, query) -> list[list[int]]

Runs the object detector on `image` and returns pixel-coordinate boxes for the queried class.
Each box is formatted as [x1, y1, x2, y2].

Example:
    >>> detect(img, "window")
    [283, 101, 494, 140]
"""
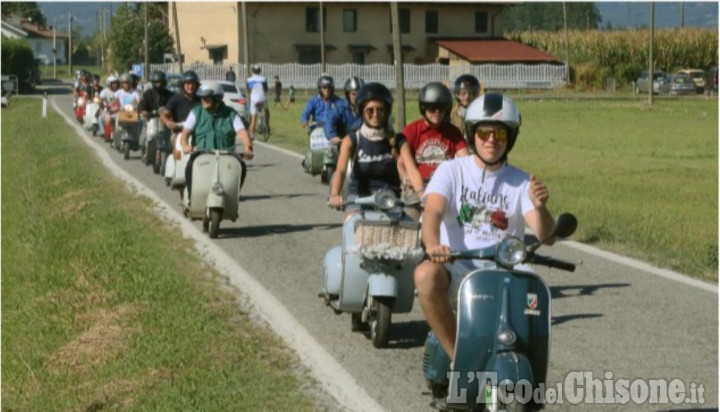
[352, 51, 365, 65]
[390, 8, 411, 33]
[35, 41, 41, 53]
[343, 9, 357, 32]
[299, 49, 322, 64]
[475, 11, 488, 33]
[425, 10, 438, 34]
[306, 7, 327, 32]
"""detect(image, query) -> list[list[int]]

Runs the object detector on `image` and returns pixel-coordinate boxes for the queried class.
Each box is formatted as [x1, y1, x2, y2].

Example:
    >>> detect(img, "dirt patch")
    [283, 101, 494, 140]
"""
[76, 368, 173, 410]
[45, 303, 143, 375]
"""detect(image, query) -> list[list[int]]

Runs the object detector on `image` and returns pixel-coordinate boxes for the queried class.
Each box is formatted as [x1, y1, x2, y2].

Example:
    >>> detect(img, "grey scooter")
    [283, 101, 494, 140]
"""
[321, 189, 422, 348]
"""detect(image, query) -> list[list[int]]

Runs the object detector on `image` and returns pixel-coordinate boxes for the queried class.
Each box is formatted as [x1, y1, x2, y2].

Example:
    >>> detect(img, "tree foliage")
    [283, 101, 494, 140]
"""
[1, 2, 47, 27]
[1, 38, 35, 78]
[504, 3, 601, 32]
[106, 3, 174, 72]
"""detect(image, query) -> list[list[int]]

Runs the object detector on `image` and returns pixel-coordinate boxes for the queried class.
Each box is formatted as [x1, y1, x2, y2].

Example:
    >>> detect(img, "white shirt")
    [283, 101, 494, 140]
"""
[247, 74, 267, 102]
[114, 89, 140, 107]
[183, 109, 245, 132]
[425, 156, 534, 255]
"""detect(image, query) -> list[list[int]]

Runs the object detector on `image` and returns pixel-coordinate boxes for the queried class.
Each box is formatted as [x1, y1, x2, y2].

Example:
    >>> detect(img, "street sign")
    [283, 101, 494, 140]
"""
[132, 64, 144, 78]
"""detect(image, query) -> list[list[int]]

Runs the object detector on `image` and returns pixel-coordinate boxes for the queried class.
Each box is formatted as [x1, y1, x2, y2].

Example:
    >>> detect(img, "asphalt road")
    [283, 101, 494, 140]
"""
[49, 88, 717, 411]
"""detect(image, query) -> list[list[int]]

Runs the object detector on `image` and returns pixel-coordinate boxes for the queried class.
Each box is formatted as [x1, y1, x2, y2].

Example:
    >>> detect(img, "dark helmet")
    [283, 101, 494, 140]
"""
[128, 72, 139, 84]
[464, 93, 521, 158]
[317, 75, 334, 93]
[150, 71, 167, 83]
[251, 64, 261, 74]
[453, 74, 481, 103]
[356, 82, 393, 127]
[418, 82, 453, 121]
[91, 74, 101, 83]
[343, 77, 365, 101]
[181, 70, 200, 86]
[80, 70, 90, 80]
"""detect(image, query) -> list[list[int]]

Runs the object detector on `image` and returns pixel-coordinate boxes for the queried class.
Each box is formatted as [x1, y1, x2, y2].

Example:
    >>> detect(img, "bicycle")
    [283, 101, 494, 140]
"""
[254, 102, 270, 142]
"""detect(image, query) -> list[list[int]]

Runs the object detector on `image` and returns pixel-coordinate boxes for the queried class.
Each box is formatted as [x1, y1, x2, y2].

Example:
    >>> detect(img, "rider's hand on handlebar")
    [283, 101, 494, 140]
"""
[182, 143, 192, 154]
[302, 122, 308, 128]
[328, 194, 344, 209]
[243, 149, 254, 160]
[425, 244, 452, 264]
[329, 137, 342, 145]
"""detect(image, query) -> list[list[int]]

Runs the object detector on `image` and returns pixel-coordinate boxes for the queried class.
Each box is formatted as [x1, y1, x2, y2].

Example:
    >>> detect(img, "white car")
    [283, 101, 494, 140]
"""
[200, 80, 249, 126]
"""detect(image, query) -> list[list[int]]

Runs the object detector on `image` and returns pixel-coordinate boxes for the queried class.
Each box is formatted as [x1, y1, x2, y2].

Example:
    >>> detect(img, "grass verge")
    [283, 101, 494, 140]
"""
[1, 98, 316, 410]
[267, 95, 718, 280]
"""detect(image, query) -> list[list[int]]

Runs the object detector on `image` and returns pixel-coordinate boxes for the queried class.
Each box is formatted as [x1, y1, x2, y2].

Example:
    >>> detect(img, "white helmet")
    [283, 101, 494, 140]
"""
[106, 75, 119, 86]
[197, 81, 224, 102]
[464, 93, 521, 156]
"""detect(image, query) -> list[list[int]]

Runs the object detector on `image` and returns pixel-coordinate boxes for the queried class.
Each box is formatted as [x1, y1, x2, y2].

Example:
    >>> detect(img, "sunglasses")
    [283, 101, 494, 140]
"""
[364, 107, 386, 116]
[475, 127, 508, 142]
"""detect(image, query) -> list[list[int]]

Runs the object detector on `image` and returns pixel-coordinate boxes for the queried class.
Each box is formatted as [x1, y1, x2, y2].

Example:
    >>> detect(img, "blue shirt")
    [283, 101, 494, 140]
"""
[325, 99, 362, 140]
[300, 94, 343, 124]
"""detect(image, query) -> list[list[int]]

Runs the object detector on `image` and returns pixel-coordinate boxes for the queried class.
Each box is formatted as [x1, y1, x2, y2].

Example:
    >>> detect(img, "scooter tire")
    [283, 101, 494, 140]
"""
[370, 297, 393, 348]
[208, 209, 222, 238]
[123, 142, 130, 160]
[92, 125, 98, 137]
[159, 152, 168, 177]
[324, 165, 335, 186]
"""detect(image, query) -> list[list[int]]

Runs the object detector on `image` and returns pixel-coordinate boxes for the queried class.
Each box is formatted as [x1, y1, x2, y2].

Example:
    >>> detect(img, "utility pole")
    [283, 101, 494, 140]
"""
[649, 2, 654, 106]
[563, 2, 569, 82]
[53, 16, 57, 79]
[144, 3, 149, 81]
[390, 2, 406, 129]
[100, 8, 105, 70]
[172, 2, 183, 72]
[68, 13, 73, 79]
[96, 10, 100, 67]
[680, 1, 685, 30]
[242, 2, 249, 87]
[319, 1, 325, 73]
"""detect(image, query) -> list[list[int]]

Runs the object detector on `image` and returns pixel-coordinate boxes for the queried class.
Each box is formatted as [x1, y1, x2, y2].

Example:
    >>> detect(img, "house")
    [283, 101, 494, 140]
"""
[1, 16, 69, 65]
[435, 38, 562, 65]
[169, 2, 516, 65]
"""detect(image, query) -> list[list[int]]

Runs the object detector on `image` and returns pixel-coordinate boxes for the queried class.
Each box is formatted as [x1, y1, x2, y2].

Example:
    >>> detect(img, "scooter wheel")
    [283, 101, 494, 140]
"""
[369, 297, 393, 348]
[123, 142, 130, 160]
[208, 209, 221, 239]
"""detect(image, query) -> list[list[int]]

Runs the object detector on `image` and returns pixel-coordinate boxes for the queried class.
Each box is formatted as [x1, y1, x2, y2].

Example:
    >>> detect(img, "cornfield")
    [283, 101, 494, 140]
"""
[506, 29, 718, 88]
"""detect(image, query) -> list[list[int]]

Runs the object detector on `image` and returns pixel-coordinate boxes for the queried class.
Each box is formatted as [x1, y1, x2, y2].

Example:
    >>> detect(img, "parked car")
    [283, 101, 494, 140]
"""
[658, 74, 697, 96]
[705, 66, 718, 95]
[199, 80, 249, 125]
[166, 73, 183, 94]
[634, 71, 667, 94]
[676, 69, 705, 93]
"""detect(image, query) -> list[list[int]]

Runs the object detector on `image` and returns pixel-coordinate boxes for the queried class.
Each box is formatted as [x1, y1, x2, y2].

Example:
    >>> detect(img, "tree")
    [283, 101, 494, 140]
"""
[1, 2, 47, 27]
[106, 3, 174, 72]
[504, 3, 601, 32]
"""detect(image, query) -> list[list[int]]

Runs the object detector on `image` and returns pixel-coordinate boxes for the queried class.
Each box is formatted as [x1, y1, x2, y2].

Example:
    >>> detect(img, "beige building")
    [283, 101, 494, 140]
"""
[169, 2, 508, 65]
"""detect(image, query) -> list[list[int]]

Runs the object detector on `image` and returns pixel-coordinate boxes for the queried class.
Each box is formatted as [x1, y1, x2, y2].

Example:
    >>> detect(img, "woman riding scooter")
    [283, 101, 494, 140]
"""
[100, 75, 120, 141]
[328, 82, 424, 217]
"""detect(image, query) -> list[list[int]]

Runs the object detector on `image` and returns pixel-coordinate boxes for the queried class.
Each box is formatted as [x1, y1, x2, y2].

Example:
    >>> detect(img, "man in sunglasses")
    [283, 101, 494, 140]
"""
[413, 93, 556, 362]
[301, 75, 343, 128]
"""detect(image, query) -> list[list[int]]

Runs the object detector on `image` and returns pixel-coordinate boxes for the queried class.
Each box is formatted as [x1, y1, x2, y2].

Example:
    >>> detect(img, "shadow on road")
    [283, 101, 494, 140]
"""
[220, 222, 342, 238]
[240, 193, 317, 201]
[386, 320, 430, 349]
[550, 283, 631, 299]
[245, 163, 276, 169]
[551, 313, 603, 326]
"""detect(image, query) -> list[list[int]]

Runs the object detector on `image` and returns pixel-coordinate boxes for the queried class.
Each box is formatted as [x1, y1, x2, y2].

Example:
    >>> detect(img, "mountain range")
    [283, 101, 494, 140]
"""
[37, 1, 718, 37]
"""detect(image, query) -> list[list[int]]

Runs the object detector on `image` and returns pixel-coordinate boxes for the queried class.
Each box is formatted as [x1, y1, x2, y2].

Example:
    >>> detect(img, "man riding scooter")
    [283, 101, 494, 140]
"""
[139, 71, 174, 166]
[161, 71, 201, 189]
[100, 75, 120, 141]
[180, 81, 254, 201]
[414, 93, 556, 362]
[450, 74, 481, 139]
[325, 76, 365, 145]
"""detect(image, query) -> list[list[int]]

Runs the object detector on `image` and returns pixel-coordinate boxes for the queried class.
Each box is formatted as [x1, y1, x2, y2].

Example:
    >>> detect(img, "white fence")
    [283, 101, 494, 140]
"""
[149, 62, 567, 90]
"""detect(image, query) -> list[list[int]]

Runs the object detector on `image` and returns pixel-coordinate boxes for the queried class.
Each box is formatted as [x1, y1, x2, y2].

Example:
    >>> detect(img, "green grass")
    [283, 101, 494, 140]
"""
[40, 64, 101, 81]
[268, 95, 718, 280]
[2, 99, 316, 410]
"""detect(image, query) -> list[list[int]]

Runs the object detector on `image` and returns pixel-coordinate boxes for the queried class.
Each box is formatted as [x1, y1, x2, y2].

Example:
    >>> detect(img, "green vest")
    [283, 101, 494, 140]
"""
[191, 104, 237, 151]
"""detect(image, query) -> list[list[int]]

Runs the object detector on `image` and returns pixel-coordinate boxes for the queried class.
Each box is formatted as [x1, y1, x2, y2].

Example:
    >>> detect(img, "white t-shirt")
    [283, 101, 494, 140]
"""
[114, 89, 140, 107]
[99, 88, 116, 103]
[183, 110, 245, 132]
[425, 156, 534, 256]
[247, 74, 267, 102]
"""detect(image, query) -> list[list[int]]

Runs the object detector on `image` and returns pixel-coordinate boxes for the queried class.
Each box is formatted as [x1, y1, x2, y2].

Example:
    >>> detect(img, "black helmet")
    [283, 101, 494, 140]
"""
[317, 75, 334, 93]
[343, 77, 365, 101]
[92, 74, 101, 83]
[251, 64, 261, 74]
[453, 74, 481, 103]
[128, 72, 139, 84]
[150, 71, 167, 83]
[182, 70, 200, 86]
[356, 83, 393, 127]
[419, 82, 453, 121]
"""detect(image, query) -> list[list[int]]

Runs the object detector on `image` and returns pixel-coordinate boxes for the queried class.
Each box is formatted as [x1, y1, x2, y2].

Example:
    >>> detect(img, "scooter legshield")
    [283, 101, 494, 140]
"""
[323, 246, 342, 297]
[449, 268, 551, 408]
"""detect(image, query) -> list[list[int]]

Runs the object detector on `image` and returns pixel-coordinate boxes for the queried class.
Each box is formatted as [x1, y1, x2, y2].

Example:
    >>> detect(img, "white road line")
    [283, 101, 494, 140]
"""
[50, 97, 383, 412]
[256, 131, 718, 295]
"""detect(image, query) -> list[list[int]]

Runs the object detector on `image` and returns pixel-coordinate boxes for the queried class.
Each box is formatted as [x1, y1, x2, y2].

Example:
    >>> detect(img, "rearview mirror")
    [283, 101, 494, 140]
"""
[554, 213, 577, 239]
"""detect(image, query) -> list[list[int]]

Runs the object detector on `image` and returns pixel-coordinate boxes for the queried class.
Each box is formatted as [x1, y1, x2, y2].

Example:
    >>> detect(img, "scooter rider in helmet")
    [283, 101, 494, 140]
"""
[301, 74, 343, 128]
[139, 71, 173, 118]
[89, 74, 103, 99]
[161, 70, 201, 132]
[450, 74, 481, 138]
[100, 75, 120, 138]
[114, 73, 140, 108]
[324, 76, 365, 145]
[414, 93, 556, 361]
[247, 64, 270, 138]
[180, 81, 254, 199]
[328, 83, 424, 217]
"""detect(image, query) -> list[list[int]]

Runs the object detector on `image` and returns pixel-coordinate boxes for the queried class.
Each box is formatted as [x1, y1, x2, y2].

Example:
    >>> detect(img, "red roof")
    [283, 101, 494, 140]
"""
[436, 39, 560, 63]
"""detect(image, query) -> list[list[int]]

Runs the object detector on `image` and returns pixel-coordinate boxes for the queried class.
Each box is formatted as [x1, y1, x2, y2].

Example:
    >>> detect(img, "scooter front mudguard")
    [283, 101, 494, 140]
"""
[450, 268, 551, 407]
[324, 246, 342, 297]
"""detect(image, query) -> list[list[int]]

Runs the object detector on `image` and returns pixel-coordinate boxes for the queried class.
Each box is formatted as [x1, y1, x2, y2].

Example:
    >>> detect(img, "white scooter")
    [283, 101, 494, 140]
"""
[83, 96, 101, 136]
[320, 189, 422, 348]
[181, 149, 245, 238]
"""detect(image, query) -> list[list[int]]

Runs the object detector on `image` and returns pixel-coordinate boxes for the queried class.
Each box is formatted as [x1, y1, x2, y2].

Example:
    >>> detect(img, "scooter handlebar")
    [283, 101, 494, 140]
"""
[528, 254, 576, 272]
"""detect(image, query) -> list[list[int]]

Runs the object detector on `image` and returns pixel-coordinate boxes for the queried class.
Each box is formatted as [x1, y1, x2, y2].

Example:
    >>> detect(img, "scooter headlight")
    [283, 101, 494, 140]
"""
[77, 97, 85, 106]
[498, 329, 516, 346]
[374, 190, 398, 210]
[123, 104, 134, 112]
[211, 182, 224, 195]
[495, 237, 526, 267]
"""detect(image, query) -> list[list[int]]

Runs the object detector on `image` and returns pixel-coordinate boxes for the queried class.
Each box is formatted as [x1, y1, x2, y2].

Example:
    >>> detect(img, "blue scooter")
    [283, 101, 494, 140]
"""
[320, 189, 422, 348]
[423, 214, 578, 411]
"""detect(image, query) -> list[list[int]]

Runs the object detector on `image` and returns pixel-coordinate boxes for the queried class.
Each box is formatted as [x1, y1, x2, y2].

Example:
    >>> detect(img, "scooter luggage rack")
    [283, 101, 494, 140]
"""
[352, 220, 423, 261]
[118, 111, 139, 127]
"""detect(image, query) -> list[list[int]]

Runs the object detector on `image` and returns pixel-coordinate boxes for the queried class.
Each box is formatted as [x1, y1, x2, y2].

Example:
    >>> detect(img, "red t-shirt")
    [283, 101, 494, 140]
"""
[402, 119, 467, 180]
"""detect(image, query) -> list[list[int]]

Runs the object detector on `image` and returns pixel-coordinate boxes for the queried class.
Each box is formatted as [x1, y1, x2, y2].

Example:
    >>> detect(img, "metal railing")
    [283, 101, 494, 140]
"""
[149, 62, 567, 90]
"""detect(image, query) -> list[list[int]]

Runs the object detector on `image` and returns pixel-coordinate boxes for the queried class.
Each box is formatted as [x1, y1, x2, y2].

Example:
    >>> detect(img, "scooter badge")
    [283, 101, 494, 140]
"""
[524, 293, 540, 316]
